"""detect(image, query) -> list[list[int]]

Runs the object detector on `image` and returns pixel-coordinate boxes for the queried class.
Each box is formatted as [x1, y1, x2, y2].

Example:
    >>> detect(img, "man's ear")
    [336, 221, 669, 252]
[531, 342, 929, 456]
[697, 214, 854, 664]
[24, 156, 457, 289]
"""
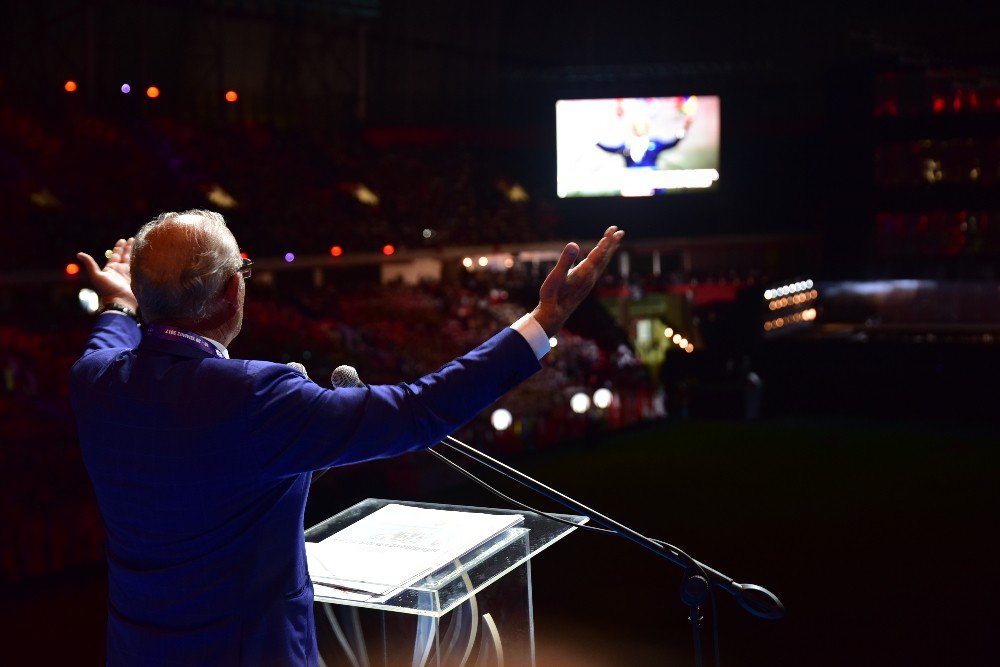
[222, 273, 241, 311]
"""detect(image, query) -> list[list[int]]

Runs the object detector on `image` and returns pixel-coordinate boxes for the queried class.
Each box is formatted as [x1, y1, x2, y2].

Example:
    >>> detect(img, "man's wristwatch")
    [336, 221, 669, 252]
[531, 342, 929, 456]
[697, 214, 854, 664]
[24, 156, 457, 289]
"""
[100, 302, 140, 324]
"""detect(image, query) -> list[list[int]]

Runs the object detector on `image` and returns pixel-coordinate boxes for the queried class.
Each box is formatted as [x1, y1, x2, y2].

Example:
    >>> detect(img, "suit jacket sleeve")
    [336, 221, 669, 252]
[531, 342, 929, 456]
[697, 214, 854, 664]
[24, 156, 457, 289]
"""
[246, 326, 541, 477]
[80, 312, 142, 356]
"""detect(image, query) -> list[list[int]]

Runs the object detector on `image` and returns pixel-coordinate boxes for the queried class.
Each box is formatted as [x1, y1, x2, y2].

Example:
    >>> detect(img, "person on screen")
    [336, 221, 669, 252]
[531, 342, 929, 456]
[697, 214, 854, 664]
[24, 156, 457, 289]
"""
[596, 115, 694, 168]
[70, 209, 624, 666]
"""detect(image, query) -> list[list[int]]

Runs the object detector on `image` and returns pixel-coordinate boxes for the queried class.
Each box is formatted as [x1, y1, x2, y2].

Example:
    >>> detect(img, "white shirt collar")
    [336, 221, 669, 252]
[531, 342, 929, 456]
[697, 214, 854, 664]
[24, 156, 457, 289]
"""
[202, 335, 230, 359]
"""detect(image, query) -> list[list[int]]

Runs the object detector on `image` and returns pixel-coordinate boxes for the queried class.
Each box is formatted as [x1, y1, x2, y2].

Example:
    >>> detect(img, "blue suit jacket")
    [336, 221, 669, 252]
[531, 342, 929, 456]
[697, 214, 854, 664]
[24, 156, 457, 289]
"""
[596, 136, 683, 168]
[70, 313, 540, 666]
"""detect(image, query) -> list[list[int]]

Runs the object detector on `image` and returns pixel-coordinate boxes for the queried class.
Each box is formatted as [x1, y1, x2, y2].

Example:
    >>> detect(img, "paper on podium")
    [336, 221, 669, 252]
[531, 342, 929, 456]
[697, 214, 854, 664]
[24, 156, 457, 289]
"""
[306, 503, 523, 602]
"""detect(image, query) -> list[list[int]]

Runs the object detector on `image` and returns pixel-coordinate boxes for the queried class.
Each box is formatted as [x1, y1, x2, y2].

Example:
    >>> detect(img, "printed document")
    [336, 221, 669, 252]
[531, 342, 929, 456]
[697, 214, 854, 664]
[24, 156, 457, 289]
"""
[306, 503, 523, 602]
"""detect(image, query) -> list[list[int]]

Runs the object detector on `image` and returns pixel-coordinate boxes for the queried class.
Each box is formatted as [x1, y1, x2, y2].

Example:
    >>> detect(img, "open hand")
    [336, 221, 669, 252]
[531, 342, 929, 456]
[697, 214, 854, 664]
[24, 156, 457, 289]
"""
[532, 226, 625, 337]
[77, 237, 138, 311]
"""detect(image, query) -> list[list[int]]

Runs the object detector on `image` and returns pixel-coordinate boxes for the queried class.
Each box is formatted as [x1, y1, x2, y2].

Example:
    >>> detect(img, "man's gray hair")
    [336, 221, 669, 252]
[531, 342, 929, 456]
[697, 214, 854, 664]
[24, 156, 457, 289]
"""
[131, 209, 242, 324]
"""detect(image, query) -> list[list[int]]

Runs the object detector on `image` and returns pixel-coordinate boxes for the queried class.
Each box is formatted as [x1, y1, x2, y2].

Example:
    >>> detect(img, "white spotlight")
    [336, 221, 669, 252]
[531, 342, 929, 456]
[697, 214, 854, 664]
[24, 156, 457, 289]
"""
[78, 288, 99, 314]
[491, 408, 513, 431]
[593, 388, 613, 409]
[570, 392, 591, 414]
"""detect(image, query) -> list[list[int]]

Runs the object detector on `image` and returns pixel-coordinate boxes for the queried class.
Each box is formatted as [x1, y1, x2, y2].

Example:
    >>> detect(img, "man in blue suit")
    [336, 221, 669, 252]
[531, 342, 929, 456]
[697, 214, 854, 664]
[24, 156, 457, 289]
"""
[71, 210, 623, 666]
[596, 116, 695, 168]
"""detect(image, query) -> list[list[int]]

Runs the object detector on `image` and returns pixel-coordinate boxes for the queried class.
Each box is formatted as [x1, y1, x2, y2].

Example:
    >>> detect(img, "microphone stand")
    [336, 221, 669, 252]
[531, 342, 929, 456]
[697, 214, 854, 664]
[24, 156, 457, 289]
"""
[432, 434, 785, 667]
[325, 363, 783, 662]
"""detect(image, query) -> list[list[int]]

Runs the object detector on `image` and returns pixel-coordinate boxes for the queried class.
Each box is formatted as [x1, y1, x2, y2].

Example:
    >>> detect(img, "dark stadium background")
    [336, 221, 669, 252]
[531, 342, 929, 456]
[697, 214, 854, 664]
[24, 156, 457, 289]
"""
[2, 2, 998, 665]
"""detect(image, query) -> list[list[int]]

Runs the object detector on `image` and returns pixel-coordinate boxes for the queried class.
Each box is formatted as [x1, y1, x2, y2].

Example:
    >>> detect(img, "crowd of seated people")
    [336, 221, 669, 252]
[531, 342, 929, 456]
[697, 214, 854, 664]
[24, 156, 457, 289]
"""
[0, 104, 558, 272]
[0, 323, 105, 583]
[240, 274, 657, 445]
[0, 106, 190, 268]
[1, 269, 658, 584]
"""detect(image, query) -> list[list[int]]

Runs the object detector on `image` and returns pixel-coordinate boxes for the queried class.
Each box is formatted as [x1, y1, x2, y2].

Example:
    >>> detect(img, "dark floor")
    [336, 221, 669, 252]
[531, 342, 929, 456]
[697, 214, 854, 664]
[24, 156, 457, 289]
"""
[2, 417, 997, 666]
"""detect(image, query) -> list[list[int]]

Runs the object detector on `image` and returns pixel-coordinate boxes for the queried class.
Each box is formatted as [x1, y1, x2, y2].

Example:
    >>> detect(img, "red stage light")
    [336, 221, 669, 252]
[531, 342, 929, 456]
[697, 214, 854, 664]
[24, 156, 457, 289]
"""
[382, 244, 395, 256]
[65, 263, 80, 275]
[240, 252, 248, 259]
[225, 90, 238, 103]
[146, 86, 160, 99]
[330, 246, 343, 257]
[932, 97, 945, 114]
[64, 80, 78, 93]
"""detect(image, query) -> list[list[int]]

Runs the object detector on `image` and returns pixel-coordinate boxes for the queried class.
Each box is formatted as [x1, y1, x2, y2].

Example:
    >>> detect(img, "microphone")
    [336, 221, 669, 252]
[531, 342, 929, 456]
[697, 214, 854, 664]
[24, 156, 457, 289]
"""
[331, 364, 365, 389]
[286, 362, 309, 379]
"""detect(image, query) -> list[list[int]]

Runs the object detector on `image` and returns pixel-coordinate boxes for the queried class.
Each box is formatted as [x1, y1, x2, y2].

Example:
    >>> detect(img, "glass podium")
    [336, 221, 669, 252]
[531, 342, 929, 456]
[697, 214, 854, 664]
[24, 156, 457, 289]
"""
[305, 498, 586, 667]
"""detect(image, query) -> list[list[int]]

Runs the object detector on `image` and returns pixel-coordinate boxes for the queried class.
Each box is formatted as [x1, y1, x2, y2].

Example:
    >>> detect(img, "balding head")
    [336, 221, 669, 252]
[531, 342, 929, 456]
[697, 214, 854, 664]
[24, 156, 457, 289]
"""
[131, 210, 242, 325]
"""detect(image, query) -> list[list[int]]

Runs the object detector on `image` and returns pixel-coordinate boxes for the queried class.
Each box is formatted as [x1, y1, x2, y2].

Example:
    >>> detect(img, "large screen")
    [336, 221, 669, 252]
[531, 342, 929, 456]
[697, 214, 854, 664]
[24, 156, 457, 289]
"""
[556, 96, 720, 198]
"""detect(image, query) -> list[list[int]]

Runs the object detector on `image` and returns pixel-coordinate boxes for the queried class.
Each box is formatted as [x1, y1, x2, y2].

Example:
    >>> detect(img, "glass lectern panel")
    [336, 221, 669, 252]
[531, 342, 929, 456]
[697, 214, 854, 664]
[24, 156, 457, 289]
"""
[305, 498, 586, 667]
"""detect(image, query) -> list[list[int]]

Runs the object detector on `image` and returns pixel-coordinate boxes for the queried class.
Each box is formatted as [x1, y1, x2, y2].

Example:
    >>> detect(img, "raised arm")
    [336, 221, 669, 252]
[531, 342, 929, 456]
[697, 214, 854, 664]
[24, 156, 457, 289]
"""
[531, 226, 625, 337]
[596, 142, 625, 153]
[75, 237, 142, 354]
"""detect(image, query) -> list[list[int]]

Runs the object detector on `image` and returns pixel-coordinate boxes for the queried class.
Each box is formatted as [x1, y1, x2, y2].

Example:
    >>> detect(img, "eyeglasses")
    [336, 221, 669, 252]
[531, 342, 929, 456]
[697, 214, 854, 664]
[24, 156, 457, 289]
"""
[238, 257, 253, 280]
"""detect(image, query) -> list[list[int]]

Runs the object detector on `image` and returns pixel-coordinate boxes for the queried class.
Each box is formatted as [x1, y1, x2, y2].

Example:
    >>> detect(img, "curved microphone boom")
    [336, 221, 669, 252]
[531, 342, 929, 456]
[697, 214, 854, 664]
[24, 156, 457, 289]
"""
[438, 434, 785, 620]
[334, 364, 785, 622]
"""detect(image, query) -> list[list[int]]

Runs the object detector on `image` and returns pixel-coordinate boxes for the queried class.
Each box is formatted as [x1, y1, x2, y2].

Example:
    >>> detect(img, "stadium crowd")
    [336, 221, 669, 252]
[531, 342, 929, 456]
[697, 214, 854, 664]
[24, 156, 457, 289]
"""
[0, 105, 749, 584]
[2, 253, 658, 585]
[0, 105, 557, 271]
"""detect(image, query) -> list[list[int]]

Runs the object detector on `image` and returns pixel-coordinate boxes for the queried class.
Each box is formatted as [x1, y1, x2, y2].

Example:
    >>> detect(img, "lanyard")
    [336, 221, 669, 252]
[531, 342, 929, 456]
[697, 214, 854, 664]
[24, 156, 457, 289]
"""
[145, 324, 227, 359]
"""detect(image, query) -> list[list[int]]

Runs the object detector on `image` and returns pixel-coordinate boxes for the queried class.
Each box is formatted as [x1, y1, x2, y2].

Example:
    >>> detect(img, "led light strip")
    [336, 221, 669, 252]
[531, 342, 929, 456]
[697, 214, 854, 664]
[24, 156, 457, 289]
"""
[764, 279, 814, 301]
[763, 308, 817, 331]
[767, 290, 819, 311]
